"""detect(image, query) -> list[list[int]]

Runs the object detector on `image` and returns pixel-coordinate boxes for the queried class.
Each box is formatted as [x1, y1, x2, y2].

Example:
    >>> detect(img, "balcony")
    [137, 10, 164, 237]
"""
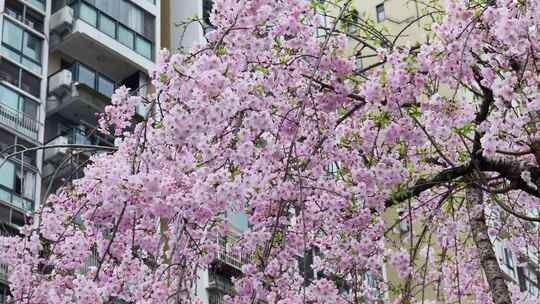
[213, 237, 249, 275]
[49, 1, 154, 80]
[44, 126, 113, 164]
[47, 62, 116, 125]
[0, 103, 40, 141]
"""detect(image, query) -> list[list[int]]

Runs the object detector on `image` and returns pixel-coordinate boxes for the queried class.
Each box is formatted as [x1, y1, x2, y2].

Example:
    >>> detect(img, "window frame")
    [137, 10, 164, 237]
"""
[0, 83, 40, 122]
[5, 0, 45, 33]
[376, 3, 385, 22]
[0, 58, 42, 98]
[0, 159, 36, 211]
[1, 18, 44, 74]
[68, 0, 155, 60]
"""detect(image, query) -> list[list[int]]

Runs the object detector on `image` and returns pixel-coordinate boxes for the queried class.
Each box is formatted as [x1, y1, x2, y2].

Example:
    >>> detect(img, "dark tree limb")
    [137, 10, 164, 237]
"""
[385, 164, 472, 208]
[466, 186, 511, 304]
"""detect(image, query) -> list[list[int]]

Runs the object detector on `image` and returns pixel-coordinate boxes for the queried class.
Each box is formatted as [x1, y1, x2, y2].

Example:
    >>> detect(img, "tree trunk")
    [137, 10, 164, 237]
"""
[466, 186, 512, 304]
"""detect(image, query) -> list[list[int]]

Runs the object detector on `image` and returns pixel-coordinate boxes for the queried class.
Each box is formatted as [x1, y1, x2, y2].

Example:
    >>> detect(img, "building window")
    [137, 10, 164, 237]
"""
[503, 248, 516, 277]
[5, 0, 45, 32]
[0, 161, 36, 202]
[2, 19, 43, 74]
[518, 266, 540, 296]
[0, 84, 39, 139]
[28, 0, 46, 12]
[376, 3, 385, 22]
[0, 161, 35, 212]
[0, 129, 37, 167]
[0, 59, 40, 98]
[0, 84, 39, 122]
[67, 0, 155, 59]
[345, 9, 359, 33]
[98, 14, 116, 38]
[355, 57, 363, 73]
[203, 0, 215, 33]
[59, 61, 116, 98]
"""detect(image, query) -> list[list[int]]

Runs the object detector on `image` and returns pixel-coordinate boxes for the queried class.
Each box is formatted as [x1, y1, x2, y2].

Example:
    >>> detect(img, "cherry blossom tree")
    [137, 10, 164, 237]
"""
[2, 0, 540, 303]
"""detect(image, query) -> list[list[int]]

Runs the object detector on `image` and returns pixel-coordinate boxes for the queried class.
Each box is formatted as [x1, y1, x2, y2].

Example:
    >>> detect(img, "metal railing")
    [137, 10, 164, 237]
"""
[208, 272, 235, 294]
[81, 252, 98, 274]
[0, 263, 8, 282]
[216, 237, 249, 270]
[208, 291, 225, 304]
[0, 103, 40, 140]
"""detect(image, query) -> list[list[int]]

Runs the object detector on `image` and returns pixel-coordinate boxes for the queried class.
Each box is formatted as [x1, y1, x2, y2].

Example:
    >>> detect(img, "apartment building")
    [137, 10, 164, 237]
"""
[44, 0, 161, 191]
[0, 0, 161, 302]
[0, 0, 49, 300]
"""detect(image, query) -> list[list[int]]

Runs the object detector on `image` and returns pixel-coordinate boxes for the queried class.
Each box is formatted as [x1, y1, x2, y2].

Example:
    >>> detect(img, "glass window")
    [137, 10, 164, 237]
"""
[22, 98, 38, 120]
[0, 59, 19, 86]
[29, 0, 45, 11]
[203, 0, 214, 27]
[98, 76, 114, 97]
[25, 9, 45, 33]
[23, 32, 42, 62]
[11, 209, 24, 226]
[99, 14, 116, 38]
[79, 3, 98, 27]
[2, 45, 21, 64]
[376, 4, 385, 22]
[0, 129, 15, 153]
[119, 0, 143, 34]
[16, 168, 35, 200]
[0, 204, 10, 222]
[135, 36, 152, 59]
[118, 25, 134, 49]
[227, 210, 248, 232]
[17, 139, 37, 166]
[52, 0, 65, 13]
[0, 162, 15, 189]
[21, 71, 40, 97]
[22, 57, 41, 74]
[5, 0, 24, 20]
[2, 20, 23, 50]
[2, 20, 43, 74]
[143, 13, 155, 41]
[78, 64, 96, 89]
[0, 85, 20, 110]
[94, 0, 120, 19]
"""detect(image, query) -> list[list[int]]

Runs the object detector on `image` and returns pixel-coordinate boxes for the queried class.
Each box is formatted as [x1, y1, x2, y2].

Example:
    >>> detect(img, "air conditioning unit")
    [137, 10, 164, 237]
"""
[48, 70, 73, 97]
[50, 6, 74, 35]
[44, 136, 69, 163]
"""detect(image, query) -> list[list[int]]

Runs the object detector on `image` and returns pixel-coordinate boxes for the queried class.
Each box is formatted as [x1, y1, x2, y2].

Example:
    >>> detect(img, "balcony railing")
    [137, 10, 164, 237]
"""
[208, 272, 235, 294]
[61, 126, 112, 146]
[0, 103, 40, 140]
[0, 263, 8, 282]
[208, 291, 225, 304]
[44, 126, 113, 163]
[216, 237, 250, 270]
[0, 187, 34, 212]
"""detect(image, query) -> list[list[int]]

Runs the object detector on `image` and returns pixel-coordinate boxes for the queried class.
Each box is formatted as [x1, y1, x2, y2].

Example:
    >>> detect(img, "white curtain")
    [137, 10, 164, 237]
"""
[23, 170, 35, 200]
